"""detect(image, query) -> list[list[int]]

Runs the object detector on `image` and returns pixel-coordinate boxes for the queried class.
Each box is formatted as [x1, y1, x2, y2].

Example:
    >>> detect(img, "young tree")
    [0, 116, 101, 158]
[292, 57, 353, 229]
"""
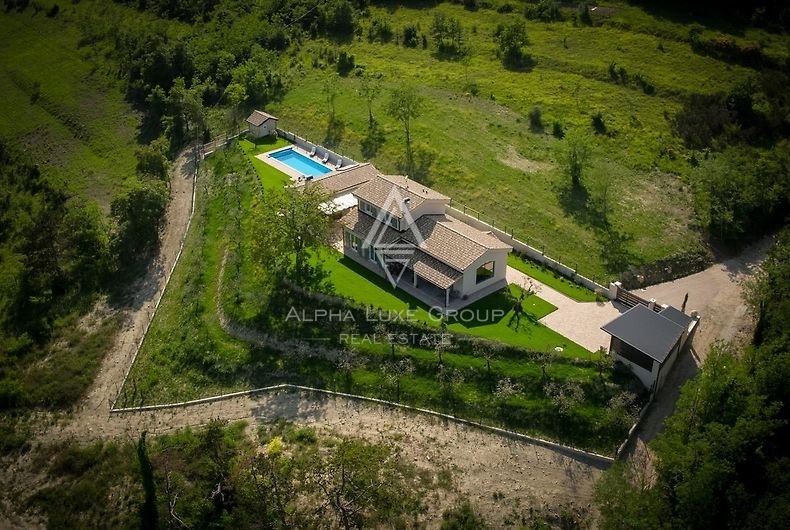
[381, 358, 414, 401]
[224, 82, 247, 137]
[323, 73, 340, 122]
[135, 137, 170, 181]
[251, 185, 334, 287]
[386, 84, 423, 175]
[494, 377, 522, 402]
[494, 21, 530, 69]
[374, 321, 396, 359]
[111, 179, 169, 264]
[473, 343, 497, 387]
[595, 346, 614, 382]
[357, 72, 382, 128]
[562, 128, 592, 188]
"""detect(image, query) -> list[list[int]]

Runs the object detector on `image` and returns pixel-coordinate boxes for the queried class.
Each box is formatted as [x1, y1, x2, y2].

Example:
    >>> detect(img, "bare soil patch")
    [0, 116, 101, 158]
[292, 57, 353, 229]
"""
[500, 145, 553, 174]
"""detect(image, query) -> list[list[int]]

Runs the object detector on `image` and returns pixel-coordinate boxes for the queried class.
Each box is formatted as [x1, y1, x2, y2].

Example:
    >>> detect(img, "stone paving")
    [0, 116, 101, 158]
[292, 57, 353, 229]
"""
[506, 267, 627, 352]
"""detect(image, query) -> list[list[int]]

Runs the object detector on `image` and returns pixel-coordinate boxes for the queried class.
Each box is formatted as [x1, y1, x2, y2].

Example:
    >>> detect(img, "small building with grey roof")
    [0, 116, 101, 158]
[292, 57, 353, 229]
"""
[601, 304, 697, 391]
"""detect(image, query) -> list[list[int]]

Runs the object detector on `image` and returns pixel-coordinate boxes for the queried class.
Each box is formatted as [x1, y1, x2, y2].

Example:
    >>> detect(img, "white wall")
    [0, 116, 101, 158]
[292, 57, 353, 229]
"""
[249, 120, 276, 138]
[460, 249, 509, 296]
[655, 340, 682, 391]
[407, 198, 450, 223]
[613, 352, 658, 390]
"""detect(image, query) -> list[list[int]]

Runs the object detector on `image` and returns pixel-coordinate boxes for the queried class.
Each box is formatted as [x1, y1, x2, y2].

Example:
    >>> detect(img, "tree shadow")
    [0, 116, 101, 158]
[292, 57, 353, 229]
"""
[360, 122, 385, 159]
[556, 182, 610, 231]
[396, 145, 436, 186]
[596, 227, 640, 274]
[323, 117, 344, 148]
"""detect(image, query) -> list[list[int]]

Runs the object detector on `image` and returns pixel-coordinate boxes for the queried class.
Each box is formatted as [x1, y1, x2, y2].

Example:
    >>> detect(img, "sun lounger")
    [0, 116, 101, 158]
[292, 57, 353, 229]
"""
[309, 146, 316, 157]
[322, 153, 329, 163]
[335, 159, 342, 169]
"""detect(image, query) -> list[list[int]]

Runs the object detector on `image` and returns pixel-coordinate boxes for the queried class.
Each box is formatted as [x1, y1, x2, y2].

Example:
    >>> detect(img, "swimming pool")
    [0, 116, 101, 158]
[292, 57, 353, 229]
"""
[268, 147, 332, 177]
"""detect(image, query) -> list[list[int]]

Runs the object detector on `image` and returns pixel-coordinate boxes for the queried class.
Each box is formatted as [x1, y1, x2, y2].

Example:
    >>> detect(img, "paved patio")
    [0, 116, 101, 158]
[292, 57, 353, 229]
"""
[506, 267, 627, 352]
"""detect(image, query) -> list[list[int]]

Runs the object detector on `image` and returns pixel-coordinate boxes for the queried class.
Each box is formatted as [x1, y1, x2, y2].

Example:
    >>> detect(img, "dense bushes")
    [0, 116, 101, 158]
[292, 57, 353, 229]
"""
[494, 20, 533, 69]
[525, 0, 562, 22]
[0, 143, 111, 346]
[691, 145, 790, 245]
[111, 180, 169, 266]
[430, 12, 466, 57]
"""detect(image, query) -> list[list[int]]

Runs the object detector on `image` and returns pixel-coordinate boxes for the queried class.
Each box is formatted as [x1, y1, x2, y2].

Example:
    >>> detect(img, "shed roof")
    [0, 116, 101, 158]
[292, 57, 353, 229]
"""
[246, 110, 278, 126]
[601, 304, 685, 364]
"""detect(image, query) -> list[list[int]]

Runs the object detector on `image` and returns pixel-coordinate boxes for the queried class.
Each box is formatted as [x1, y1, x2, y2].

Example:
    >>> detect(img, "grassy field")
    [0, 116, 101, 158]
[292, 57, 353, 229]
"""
[507, 254, 598, 302]
[125, 143, 638, 452]
[0, 8, 139, 207]
[256, 2, 775, 280]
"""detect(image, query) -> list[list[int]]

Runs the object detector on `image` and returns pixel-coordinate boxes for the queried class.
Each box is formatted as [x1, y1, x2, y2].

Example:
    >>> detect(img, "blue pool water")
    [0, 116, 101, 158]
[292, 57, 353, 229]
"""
[269, 148, 332, 177]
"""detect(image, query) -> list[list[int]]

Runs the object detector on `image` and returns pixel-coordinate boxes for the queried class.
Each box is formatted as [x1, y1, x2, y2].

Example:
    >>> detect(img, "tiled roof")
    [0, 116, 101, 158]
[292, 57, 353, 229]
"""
[246, 110, 278, 126]
[403, 215, 511, 271]
[353, 175, 449, 218]
[303, 163, 378, 196]
[408, 250, 462, 289]
[339, 207, 401, 245]
[341, 208, 512, 273]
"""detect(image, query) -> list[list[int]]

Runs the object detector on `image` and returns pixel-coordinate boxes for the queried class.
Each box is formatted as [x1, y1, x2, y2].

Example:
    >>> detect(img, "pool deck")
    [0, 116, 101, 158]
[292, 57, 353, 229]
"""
[256, 145, 335, 184]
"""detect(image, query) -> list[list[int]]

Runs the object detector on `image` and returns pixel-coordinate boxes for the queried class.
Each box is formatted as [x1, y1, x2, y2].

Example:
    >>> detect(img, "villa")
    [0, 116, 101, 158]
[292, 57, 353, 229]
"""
[339, 173, 512, 309]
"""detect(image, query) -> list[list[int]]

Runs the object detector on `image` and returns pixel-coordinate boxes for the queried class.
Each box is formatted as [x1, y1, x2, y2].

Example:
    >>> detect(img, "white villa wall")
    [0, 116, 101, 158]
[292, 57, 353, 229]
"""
[406, 198, 450, 223]
[459, 249, 509, 297]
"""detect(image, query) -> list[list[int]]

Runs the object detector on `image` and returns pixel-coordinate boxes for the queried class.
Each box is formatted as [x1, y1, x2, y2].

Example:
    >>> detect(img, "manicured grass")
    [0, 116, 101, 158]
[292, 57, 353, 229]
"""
[507, 254, 598, 302]
[317, 248, 592, 358]
[0, 9, 138, 206]
[239, 136, 292, 190]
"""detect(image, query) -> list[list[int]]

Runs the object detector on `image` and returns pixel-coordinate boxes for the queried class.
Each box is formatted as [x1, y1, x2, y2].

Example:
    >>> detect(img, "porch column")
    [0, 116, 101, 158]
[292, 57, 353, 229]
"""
[413, 270, 418, 287]
[445, 287, 450, 307]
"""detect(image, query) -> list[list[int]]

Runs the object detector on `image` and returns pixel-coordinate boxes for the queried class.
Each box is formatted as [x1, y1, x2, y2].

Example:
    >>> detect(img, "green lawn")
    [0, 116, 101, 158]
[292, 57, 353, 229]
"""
[317, 248, 592, 358]
[239, 136, 292, 190]
[507, 254, 599, 302]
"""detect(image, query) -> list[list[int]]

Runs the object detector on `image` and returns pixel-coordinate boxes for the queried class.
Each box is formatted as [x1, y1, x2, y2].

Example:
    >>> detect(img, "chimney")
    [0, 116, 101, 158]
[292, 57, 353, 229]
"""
[403, 197, 410, 211]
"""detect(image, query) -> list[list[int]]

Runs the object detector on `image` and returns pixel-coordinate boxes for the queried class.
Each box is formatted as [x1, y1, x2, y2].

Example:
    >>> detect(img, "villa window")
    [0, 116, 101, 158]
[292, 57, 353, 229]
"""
[388, 216, 399, 229]
[350, 234, 360, 251]
[475, 260, 495, 284]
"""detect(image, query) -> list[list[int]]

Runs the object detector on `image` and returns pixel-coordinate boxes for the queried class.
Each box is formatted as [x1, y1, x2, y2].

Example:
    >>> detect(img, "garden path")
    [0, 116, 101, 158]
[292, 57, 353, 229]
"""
[505, 266, 625, 352]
